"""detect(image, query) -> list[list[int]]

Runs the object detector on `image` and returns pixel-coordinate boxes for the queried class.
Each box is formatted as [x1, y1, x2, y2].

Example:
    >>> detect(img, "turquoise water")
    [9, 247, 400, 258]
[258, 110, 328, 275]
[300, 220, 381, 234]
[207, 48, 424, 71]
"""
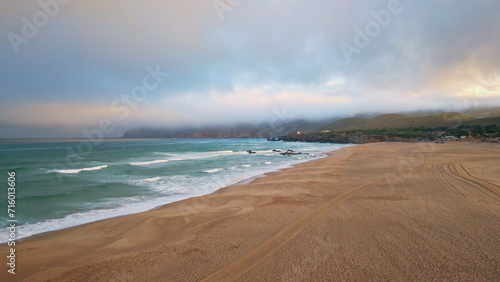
[0, 138, 349, 242]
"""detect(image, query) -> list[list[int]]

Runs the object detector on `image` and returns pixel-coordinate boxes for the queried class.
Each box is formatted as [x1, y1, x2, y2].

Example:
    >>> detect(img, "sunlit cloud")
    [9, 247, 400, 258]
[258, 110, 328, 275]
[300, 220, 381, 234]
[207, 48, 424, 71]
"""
[0, 0, 499, 137]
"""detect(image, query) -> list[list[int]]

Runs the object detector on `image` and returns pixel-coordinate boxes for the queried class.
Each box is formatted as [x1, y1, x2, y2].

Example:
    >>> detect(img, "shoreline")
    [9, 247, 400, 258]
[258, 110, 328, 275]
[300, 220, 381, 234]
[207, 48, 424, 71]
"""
[1, 145, 347, 244]
[2, 142, 498, 281]
[227, 147, 345, 186]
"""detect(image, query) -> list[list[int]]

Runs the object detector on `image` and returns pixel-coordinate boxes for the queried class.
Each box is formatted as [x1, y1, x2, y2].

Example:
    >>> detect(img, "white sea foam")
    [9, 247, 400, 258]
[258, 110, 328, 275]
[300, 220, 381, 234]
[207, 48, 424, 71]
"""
[3, 141, 352, 243]
[143, 176, 161, 182]
[130, 151, 242, 166]
[0, 195, 188, 243]
[159, 150, 241, 161]
[129, 159, 170, 166]
[128, 175, 191, 192]
[203, 168, 224, 173]
[48, 165, 108, 174]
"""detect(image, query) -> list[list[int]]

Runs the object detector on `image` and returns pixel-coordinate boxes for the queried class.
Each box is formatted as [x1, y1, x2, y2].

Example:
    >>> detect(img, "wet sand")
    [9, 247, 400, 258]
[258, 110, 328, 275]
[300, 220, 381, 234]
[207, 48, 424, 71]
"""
[2, 142, 499, 281]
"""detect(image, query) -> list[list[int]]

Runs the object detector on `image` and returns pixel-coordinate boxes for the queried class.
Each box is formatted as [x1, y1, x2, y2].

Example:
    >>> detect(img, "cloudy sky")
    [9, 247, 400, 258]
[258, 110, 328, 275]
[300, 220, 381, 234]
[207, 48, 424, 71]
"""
[1, 0, 499, 137]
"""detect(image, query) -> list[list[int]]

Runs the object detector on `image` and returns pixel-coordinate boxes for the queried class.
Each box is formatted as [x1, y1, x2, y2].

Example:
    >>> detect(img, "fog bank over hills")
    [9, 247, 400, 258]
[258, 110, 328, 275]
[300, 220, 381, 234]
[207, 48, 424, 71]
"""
[122, 107, 500, 138]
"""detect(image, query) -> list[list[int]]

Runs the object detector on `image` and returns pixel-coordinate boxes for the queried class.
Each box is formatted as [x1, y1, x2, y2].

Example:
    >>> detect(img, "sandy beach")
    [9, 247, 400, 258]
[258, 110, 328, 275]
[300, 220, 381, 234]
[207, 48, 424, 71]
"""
[2, 142, 499, 281]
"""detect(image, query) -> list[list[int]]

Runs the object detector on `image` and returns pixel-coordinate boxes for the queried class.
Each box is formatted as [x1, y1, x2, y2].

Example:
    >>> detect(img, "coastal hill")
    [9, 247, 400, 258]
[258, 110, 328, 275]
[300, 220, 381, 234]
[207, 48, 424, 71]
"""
[279, 112, 500, 144]
[323, 108, 500, 131]
[322, 113, 464, 130]
[122, 107, 500, 139]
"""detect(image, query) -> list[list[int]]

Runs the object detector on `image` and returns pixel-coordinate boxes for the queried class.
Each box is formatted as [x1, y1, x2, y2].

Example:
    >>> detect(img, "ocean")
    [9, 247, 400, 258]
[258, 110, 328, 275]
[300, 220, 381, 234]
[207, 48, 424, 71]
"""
[0, 138, 349, 242]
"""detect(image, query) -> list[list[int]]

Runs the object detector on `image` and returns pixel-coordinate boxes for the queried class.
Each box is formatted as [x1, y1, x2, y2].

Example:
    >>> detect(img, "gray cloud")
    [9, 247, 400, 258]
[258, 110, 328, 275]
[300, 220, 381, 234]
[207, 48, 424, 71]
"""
[0, 0, 499, 137]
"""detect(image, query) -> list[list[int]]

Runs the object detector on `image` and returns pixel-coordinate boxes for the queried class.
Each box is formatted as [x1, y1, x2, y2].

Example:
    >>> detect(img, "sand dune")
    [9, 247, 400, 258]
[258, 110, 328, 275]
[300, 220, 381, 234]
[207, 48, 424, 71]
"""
[2, 142, 499, 281]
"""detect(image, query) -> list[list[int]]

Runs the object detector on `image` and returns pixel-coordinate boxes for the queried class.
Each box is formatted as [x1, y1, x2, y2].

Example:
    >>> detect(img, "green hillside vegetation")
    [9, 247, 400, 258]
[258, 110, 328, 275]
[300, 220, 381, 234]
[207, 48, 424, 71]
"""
[323, 112, 470, 131]
[463, 116, 500, 126]
[279, 124, 500, 144]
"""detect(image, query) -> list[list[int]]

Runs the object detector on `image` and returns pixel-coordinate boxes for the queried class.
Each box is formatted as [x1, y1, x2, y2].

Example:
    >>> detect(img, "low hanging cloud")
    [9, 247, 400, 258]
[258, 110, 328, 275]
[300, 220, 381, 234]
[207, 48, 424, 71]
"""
[0, 0, 499, 137]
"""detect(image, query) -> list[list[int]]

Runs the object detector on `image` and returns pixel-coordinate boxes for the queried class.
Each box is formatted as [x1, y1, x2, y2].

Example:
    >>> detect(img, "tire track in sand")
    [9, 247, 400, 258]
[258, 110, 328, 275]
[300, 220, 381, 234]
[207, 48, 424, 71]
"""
[450, 162, 500, 241]
[202, 177, 390, 281]
[203, 161, 499, 281]
[432, 162, 500, 241]
[451, 163, 500, 197]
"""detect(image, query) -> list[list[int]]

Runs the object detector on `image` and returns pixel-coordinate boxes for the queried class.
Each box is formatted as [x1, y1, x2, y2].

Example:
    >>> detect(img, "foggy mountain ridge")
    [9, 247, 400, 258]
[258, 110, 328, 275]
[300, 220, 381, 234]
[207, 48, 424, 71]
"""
[122, 107, 500, 138]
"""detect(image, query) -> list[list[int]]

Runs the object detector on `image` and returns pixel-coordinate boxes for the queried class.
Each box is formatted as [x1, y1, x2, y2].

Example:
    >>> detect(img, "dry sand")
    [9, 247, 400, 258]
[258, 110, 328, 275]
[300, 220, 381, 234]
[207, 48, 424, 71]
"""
[2, 142, 499, 281]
